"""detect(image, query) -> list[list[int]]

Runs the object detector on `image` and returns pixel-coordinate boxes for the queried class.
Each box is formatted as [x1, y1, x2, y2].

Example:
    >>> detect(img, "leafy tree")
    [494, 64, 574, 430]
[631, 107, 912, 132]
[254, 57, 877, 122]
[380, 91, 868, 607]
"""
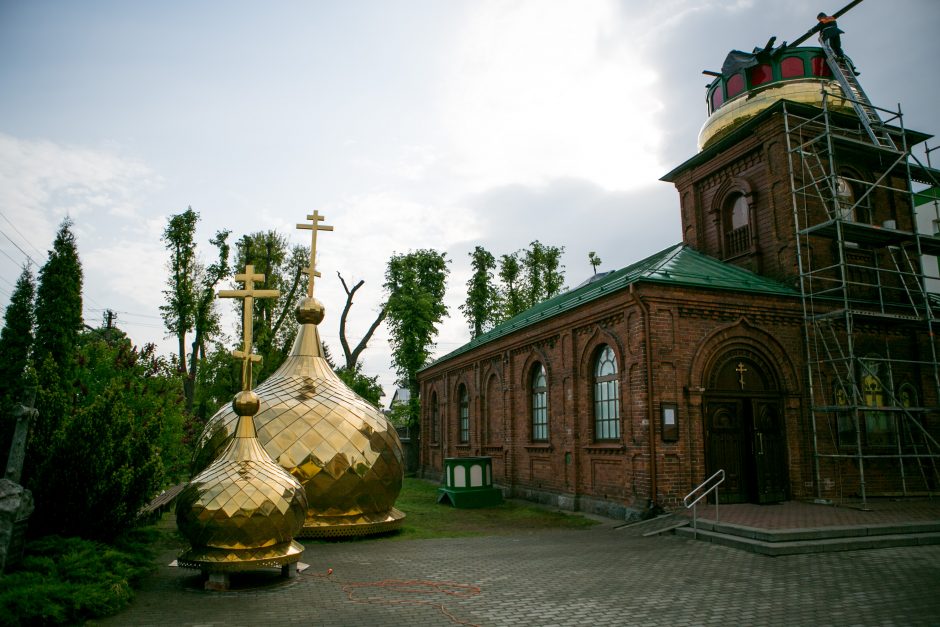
[459, 246, 500, 338]
[160, 208, 230, 411]
[161, 209, 198, 381]
[191, 338, 240, 429]
[589, 251, 602, 274]
[233, 231, 308, 382]
[337, 271, 387, 371]
[522, 240, 565, 303]
[494, 241, 565, 321]
[335, 363, 385, 408]
[0, 266, 36, 439]
[498, 252, 526, 319]
[384, 249, 449, 428]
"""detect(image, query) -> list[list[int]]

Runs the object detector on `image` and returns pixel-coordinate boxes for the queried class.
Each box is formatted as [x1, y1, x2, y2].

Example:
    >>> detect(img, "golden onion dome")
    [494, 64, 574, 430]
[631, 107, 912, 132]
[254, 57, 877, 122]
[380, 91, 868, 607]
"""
[699, 46, 855, 150]
[176, 390, 307, 570]
[192, 297, 405, 538]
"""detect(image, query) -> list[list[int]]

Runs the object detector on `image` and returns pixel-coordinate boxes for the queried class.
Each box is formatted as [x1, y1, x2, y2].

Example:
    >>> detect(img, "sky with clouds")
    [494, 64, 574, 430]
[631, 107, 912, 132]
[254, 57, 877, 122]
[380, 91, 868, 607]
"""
[1, 0, 938, 404]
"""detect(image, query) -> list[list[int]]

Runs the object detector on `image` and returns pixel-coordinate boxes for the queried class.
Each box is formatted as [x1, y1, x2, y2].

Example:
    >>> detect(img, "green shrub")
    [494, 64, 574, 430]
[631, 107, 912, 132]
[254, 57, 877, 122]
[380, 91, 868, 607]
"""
[0, 530, 157, 626]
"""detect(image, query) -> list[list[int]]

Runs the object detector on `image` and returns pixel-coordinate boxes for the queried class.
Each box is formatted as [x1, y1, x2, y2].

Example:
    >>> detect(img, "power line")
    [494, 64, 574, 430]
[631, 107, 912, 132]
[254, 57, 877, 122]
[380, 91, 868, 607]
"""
[86, 307, 163, 320]
[0, 211, 45, 259]
[0, 228, 38, 266]
[0, 247, 22, 267]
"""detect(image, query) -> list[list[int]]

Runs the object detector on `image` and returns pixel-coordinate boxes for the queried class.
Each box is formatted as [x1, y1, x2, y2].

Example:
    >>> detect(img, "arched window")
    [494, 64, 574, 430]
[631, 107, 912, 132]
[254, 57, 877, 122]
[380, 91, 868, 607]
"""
[458, 384, 470, 443]
[898, 383, 922, 445]
[748, 64, 772, 87]
[430, 391, 440, 444]
[861, 357, 896, 447]
[836, 174, 872, 223]
[531, 363, 548, 441]
[593, 345, 620, 440]
[725, 193, 751, 257]
[710, 86, 724, 113]
[726, 73, 744, 99]
[780, 56, 805, 78]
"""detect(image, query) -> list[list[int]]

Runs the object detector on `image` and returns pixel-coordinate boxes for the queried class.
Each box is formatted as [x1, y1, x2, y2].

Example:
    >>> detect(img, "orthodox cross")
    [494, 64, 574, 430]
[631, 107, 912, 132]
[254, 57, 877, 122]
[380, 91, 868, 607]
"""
[735, 362, 748, 390]
[296, 210, 333, 297]
[218, 264, 280, 391]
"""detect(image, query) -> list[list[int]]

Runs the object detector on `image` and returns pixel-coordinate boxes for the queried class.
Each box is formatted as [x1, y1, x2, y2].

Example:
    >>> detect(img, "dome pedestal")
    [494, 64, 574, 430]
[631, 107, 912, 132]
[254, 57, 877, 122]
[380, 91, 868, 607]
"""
[298, 507, 406, 538]
[177, 540, 305, 590]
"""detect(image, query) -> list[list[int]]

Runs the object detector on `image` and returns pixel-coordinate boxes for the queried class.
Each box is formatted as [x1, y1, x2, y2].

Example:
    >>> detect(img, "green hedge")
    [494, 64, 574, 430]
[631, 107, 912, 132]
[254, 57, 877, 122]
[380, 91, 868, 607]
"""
[0, 529, 157, 626]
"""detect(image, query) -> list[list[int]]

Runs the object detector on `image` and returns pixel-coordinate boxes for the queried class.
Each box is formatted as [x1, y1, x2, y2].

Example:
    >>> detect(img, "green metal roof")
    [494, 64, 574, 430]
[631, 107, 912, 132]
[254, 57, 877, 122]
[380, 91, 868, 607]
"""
[915, 187, 940, 207]
[422, 244, 799, 369]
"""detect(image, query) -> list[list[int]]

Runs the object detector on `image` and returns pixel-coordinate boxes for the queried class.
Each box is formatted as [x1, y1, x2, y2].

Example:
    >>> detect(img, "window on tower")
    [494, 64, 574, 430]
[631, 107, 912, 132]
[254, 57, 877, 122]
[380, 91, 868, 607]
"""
[725, 193, 751, 257]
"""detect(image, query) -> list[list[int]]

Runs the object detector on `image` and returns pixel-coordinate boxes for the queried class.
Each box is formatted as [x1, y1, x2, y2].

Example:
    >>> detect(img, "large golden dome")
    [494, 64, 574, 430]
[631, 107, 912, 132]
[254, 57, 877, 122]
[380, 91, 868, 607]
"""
[193, 298, 405, 537]
[698, 46, 855, 150]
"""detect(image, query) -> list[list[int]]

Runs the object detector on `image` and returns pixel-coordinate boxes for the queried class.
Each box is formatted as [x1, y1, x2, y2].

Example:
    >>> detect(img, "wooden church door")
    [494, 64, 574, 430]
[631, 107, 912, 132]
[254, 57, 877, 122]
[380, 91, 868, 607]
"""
[751, 399, 788, 504]
[705, 398, 787, 504]
[705, 400, 748, 503]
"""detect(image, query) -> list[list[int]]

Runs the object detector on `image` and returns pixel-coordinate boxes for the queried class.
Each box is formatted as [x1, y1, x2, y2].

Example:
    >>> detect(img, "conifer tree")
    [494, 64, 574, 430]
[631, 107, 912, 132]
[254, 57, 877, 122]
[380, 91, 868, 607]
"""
[33, 218, 83, 375]
[31, 219, 83, 453]
[0, 266, 36, 402]
[0, 265, 35, 455]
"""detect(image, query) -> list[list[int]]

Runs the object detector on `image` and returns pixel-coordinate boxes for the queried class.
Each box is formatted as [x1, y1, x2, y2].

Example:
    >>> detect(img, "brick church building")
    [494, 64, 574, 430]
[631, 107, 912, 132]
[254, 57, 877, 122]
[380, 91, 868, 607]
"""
[417, 42, 940, 518]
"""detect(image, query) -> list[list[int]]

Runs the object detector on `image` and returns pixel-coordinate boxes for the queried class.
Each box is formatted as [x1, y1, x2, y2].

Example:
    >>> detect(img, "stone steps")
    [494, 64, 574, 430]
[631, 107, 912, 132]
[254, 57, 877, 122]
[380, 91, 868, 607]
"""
[673, 519, 940, 556]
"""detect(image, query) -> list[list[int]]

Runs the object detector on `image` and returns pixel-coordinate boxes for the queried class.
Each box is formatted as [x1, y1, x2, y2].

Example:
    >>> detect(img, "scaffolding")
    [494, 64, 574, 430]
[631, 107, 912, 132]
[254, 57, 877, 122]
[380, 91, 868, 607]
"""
[783, 40, 940, 507]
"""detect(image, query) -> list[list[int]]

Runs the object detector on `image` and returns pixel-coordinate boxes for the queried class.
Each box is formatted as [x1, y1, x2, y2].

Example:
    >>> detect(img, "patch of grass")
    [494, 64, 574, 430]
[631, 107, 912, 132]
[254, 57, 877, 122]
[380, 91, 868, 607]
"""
[0, 528, 159, 627]
[310, 478, 598, 544]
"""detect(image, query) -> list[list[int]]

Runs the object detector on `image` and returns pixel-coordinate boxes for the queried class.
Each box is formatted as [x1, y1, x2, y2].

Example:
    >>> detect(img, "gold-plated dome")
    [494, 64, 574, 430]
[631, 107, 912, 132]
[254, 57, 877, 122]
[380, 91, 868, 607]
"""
[175, 402, 307, 569]
[194, 300, 406, 537]
[176, 265, 307, 583]
[194, 213, 405, 538]
[698, 78, 852, 150]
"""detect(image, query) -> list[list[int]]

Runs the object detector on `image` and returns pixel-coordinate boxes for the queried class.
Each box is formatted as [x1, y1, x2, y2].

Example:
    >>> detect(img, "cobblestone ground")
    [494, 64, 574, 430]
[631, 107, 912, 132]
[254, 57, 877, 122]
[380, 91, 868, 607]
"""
[92, 523, 940, 627]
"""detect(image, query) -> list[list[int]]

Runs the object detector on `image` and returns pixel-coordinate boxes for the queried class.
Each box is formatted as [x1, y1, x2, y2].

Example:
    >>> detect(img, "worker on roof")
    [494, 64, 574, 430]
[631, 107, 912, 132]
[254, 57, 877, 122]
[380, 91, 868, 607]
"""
[813, 12, 859, 75]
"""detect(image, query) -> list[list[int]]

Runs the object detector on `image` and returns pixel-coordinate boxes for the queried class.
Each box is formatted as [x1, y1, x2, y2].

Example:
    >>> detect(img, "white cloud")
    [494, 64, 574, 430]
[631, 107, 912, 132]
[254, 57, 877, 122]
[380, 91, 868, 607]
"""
[0, 132, 165, 328]
[442, 0, 665, 192]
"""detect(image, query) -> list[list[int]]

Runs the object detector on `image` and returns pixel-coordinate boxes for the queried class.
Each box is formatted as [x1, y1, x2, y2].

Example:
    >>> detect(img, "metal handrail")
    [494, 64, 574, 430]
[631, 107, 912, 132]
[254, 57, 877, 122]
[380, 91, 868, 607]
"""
[683, 469, 725, 539]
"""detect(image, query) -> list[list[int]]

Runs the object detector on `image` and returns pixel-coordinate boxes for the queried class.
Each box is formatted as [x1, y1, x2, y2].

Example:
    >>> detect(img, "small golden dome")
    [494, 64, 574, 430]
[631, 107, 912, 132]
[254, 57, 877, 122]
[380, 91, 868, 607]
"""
[296, 297, 325, 325]
[176, 407, 307, 568]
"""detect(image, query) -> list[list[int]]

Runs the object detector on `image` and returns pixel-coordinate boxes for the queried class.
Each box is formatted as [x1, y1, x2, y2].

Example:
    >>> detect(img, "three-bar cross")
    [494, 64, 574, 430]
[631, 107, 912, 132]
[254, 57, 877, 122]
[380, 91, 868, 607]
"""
[218, 264, 280, 390]
[296, 210, 333, 297]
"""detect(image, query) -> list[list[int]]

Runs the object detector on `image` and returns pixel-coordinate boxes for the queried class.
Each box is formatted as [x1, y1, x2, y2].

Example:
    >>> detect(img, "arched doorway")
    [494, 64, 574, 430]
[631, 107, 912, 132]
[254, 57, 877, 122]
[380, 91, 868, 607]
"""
[704, 350, 789, 504]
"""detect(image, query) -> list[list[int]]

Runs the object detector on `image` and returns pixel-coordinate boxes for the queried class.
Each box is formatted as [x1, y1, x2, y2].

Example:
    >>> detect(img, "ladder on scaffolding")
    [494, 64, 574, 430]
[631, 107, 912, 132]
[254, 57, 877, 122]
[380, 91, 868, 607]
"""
[819, 37, 898, 151]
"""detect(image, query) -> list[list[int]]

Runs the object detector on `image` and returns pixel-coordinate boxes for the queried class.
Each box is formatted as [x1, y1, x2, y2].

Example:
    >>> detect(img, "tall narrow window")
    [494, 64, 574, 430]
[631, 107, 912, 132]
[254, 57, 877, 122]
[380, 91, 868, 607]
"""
[861, 360, 895, 446]
[593, 345, 620, 440]
[836, 175, 872, 223]
[458, 385, 469, 443]
[531, 364, 548, 441]
[430, 391, 440, 444]
[725, 194, 751, 256]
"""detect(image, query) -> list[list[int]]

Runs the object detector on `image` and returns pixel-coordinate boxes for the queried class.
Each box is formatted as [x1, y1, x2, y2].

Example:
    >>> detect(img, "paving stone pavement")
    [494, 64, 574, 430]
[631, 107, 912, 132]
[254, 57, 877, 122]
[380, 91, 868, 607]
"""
[91, 516, 940, 627]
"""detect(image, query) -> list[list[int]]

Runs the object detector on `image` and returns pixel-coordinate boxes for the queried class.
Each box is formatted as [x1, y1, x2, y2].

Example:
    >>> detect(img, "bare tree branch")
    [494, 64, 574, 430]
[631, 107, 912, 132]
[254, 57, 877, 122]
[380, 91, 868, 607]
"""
[338, 271, 387, 370]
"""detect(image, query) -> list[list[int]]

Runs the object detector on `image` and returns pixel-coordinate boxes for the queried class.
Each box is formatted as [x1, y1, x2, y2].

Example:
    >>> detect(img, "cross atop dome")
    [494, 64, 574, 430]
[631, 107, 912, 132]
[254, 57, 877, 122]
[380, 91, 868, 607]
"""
[218, 264, 280, 390]
[297, 210, 333, 298]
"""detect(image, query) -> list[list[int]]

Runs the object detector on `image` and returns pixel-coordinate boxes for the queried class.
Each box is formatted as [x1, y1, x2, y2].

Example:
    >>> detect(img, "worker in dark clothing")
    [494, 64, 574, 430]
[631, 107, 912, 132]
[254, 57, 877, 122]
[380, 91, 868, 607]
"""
[813, 12, 859, 74]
